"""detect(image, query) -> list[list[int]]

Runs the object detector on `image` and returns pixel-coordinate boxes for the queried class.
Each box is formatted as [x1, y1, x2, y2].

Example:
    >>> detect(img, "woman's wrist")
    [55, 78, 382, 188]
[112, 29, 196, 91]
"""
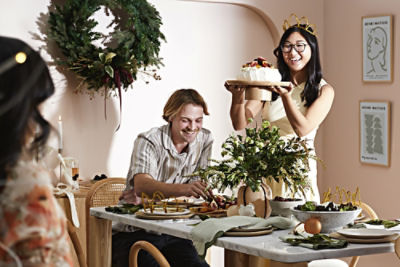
[280, 92, 291, 101]
[232, 95, 245, 104]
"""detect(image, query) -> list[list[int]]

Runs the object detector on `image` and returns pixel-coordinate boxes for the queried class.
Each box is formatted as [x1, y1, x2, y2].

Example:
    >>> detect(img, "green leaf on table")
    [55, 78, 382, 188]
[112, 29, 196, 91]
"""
[284, 233, 348, 250]
[365, 219, 400, 228]
[105, 204, 142, 214]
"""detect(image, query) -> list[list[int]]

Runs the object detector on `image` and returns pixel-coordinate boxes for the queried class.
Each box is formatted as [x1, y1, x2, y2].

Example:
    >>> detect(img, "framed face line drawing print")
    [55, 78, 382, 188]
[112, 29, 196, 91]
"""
[362, 15, 393, 82]
[359, 101, 390, 167]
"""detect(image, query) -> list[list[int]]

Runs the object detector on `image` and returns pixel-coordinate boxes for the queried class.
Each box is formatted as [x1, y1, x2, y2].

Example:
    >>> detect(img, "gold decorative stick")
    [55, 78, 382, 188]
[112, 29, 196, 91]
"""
[321, 186, 362, 205]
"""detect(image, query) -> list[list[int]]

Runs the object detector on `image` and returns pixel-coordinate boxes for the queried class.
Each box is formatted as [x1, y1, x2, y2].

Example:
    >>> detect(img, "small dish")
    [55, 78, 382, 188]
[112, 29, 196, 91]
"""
[337, 228, 394, 239]
[269, 198, 304, 217]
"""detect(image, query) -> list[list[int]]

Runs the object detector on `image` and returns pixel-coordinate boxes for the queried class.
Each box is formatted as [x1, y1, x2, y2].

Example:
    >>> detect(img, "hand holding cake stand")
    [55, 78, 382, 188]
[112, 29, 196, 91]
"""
[225, 80, 291, 101]
[225, 57, 291, 101]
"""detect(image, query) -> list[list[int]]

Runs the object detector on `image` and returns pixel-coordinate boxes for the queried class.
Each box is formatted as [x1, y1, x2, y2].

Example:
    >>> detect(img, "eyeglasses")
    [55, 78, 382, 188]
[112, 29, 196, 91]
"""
[281, 43, 308, 53]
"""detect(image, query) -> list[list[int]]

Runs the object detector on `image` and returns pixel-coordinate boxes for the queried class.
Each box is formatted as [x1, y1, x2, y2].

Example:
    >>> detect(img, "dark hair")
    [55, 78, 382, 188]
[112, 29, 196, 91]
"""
[0, 37, 55, 182]
[273, 25, 322, 107]
[162, 89, 209, 122]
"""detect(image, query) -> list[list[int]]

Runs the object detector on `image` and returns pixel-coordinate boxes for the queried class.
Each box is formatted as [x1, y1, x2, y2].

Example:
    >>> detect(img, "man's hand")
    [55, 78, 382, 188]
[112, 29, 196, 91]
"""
[119, 189, 141, 205]
[182, 181, 211, 199]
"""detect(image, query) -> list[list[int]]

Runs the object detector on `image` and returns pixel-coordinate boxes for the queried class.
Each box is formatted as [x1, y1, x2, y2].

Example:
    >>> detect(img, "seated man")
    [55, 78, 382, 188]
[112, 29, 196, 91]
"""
[112, 89, 212, 267]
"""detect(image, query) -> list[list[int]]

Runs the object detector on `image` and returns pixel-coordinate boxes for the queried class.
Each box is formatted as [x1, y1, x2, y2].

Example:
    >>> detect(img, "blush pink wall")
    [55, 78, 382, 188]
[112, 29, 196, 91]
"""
[322, 1, 400, 266]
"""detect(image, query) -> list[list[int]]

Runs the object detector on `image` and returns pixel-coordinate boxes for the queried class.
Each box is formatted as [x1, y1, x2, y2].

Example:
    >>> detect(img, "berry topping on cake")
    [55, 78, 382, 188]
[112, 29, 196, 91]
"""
[238, 56, 281, 82]
[242, 56, 274, 68]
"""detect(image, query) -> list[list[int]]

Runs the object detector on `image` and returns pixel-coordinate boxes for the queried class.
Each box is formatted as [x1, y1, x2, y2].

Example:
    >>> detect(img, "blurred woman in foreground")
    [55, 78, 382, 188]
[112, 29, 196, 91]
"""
[0, 36, 72, 266]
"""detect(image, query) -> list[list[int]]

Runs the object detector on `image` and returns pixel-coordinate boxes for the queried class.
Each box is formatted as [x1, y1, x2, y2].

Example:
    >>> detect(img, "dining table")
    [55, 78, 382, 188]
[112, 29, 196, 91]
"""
[90, 207, 395, 267]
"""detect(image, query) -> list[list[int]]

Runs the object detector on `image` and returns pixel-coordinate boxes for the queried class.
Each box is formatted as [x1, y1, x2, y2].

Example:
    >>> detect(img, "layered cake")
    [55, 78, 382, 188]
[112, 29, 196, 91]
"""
[236, 57, 281, 101]
[237, 57, 281, 83]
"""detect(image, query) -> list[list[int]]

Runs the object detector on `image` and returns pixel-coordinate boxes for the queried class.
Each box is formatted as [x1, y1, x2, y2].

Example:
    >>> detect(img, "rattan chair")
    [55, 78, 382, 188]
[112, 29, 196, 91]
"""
[85, 177, 126, 267]
[395, 236, 400, 260]
[308, 202, 379, 267]
[67, 220, 88, 267]
[129, 240, 170, 267]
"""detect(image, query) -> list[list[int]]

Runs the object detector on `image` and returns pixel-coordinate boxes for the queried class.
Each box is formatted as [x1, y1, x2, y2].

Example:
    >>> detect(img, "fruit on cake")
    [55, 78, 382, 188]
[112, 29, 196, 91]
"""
[237, 57, 281, 82]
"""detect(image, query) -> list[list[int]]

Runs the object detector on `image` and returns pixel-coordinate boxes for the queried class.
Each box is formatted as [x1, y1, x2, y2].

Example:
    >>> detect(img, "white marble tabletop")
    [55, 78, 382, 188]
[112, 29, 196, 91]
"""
[90, 207, 394, 263]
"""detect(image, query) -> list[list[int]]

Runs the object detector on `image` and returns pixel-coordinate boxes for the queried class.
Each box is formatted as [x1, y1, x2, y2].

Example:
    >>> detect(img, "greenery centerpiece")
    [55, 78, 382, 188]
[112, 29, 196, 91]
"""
[192, 119, 318, 198]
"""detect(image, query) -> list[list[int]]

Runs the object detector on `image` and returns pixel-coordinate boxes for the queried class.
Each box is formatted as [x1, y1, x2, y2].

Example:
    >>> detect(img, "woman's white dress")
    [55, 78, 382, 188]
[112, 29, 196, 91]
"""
[261, 80, 327, 202]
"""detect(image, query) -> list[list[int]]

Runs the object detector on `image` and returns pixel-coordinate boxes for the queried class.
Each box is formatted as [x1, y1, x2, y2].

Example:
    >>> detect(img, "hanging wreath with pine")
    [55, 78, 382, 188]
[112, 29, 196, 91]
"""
[48, 0, 166, 97]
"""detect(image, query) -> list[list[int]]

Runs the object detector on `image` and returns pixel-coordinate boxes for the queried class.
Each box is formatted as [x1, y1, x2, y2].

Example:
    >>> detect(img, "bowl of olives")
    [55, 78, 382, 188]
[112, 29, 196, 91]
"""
[290, 201, 362, 233]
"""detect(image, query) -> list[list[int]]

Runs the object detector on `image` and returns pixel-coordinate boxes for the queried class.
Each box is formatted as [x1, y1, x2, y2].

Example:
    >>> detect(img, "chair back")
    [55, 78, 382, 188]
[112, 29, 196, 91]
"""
[347, 202, 379, 267]
[85, 178, 126, 267]
[395, 237, 400, 260]
[129, 240, 170, 267]
[86, 177, 127, 208]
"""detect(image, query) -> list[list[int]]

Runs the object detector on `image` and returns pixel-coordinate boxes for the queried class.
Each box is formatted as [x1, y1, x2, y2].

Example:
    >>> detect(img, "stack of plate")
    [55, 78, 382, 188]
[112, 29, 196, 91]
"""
[224, 226, 273, 237]
[332, 228, 399, 243]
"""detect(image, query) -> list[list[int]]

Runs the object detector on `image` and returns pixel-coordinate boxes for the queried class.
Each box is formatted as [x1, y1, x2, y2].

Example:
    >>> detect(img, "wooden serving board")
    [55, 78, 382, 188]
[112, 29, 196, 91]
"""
[225, 80, 291, 88]
[135, 211, 194, 220]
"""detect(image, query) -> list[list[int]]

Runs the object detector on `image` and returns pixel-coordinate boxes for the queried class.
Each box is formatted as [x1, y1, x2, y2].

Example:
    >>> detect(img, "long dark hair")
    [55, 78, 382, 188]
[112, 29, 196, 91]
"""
[273, 25, 322, 107]
[0, 37, 55, 183]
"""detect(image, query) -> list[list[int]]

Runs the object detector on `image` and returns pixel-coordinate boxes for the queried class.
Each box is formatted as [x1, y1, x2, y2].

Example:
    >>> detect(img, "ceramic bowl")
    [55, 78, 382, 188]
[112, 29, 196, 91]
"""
[290, 207, 362, 233]
[269, 199, 304, 217]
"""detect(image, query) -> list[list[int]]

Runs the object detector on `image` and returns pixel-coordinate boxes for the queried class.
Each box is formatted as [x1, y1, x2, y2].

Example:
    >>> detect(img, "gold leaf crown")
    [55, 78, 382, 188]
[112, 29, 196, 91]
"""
[282, 13, 317, 36]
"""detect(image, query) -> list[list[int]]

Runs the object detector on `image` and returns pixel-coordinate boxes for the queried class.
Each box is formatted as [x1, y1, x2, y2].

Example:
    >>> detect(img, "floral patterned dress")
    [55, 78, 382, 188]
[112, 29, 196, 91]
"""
[0, 160, 73, 266]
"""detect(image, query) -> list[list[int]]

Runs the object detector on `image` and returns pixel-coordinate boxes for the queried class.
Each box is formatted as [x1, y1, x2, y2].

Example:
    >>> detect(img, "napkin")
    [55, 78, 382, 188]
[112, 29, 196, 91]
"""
[280, 233, 348, 250]
[190, 215, 296, 257]
[352, 220, 400, 232]
[53, 183, 80, 227]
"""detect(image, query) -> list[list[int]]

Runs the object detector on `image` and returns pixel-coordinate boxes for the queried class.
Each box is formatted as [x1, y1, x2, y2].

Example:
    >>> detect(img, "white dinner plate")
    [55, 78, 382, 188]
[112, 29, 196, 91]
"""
[162, 197, 205, 205]
[337, 228, 394, 239]
[140, 207, 190, 216]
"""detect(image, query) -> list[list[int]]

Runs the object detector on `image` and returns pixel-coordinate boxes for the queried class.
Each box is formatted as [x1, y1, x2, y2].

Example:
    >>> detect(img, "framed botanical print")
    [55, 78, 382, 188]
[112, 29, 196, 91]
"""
[359, 101, 390, 166]
[362, 15, 393, 82]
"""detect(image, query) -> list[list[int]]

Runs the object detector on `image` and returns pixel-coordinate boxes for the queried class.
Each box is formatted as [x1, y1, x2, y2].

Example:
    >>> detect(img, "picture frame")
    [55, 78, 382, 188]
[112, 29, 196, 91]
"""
[359, 101, 391, 167]
[362, 15, 393, 82]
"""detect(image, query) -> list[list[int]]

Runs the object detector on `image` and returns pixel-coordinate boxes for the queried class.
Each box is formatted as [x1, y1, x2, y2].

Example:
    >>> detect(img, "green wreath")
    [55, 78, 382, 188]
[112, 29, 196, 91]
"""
[48, 0, 166, 96]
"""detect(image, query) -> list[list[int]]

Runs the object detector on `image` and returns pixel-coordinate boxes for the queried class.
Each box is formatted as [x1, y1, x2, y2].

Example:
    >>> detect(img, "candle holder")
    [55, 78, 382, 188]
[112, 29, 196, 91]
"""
[58, 115, 63, 184]
[58, 148, 63, 184]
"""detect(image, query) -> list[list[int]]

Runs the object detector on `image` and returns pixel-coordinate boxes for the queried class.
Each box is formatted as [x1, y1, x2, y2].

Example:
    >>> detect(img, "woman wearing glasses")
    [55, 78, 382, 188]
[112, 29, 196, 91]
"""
[225, 16, 334, 202]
